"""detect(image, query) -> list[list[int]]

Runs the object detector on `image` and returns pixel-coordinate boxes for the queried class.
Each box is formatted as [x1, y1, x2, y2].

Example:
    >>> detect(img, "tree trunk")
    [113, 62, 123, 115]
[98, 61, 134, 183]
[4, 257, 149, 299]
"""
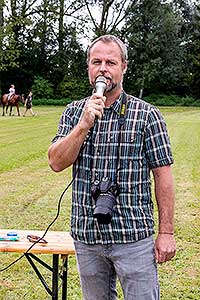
[58, 0, 64, 65]
[139, 77, 145, 98]
[139, 88, 144, 99]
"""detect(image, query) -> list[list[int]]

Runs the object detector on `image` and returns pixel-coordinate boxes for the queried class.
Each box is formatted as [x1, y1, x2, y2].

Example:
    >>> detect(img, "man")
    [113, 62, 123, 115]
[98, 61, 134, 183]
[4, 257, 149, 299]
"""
[48, 35, 176, 300]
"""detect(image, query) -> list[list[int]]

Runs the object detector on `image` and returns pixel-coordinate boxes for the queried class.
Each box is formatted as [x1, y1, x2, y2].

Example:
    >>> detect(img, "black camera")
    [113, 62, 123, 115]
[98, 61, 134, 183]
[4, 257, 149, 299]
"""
[91, 177, 120, 224]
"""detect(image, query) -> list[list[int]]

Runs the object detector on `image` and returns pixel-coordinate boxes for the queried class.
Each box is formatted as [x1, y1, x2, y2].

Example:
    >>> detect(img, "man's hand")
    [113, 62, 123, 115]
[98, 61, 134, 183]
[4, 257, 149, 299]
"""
[154, 233, 176, 263]
[80, 94, 106, 129]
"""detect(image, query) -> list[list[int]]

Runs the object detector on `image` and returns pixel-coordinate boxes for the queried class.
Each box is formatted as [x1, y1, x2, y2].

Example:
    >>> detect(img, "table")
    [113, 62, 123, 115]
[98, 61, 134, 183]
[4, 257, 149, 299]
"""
[0, 229, 75, 300]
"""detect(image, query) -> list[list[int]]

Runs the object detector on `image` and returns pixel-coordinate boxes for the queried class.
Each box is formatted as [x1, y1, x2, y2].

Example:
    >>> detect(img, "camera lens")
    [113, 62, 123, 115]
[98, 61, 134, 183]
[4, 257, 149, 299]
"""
[93, 193, 116, 224]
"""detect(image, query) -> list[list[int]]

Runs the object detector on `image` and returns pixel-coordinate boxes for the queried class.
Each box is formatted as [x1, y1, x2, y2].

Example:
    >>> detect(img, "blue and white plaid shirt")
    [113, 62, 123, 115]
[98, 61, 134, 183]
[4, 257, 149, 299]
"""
[52, 92, 173, 244]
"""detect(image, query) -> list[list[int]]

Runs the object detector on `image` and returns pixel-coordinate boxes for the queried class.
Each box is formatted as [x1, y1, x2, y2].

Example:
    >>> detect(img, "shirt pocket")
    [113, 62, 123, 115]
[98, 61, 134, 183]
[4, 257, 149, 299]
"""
[118, 130, 147, 193]
[120, 130, 144, 160]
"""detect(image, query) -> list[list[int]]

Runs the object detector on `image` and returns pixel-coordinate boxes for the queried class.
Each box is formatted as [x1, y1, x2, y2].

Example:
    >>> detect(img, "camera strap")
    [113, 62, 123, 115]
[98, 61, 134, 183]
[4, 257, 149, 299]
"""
[118, 91, 128, 127]
[115, 91, 128, 181]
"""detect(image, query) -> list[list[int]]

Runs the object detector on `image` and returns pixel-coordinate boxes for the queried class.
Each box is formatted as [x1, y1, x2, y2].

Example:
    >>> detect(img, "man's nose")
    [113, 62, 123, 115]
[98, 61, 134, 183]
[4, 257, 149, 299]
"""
[99, 62, 108, 73]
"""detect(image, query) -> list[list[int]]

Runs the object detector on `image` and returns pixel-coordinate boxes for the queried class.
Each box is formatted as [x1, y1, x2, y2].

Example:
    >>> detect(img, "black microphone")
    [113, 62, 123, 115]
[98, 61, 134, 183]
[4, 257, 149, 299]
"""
[95, 76, 107, 97]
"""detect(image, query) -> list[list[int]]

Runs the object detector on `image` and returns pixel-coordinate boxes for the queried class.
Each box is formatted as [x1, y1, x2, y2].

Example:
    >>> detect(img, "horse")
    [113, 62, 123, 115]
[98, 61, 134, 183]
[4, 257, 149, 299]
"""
[1, 94, 24, 116]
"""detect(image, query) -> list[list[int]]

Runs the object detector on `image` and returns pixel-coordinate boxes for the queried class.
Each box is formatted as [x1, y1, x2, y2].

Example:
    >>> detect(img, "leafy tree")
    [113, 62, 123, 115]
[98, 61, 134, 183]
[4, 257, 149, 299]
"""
[57, 75, 90, 100]
[0, 0, 20, 72]
[0, 0, 198, 102]
[45, 22, 88, 98]
[31, 76, 54, 99]
[0, 0, 87, 95]
[190, 2, 200, 98]
[170, 0, 195, 95]
[83, 0, 133, 37]
[123, 0, 188, 98]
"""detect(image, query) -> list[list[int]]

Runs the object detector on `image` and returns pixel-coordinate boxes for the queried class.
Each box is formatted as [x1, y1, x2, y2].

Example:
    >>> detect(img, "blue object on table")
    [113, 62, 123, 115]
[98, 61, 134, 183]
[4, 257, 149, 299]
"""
[0, 232, 19, 241]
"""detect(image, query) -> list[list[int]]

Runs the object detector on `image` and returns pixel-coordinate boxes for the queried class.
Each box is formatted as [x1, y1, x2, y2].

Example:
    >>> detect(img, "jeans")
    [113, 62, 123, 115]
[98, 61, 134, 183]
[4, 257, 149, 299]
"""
[74, 236, 160, 300]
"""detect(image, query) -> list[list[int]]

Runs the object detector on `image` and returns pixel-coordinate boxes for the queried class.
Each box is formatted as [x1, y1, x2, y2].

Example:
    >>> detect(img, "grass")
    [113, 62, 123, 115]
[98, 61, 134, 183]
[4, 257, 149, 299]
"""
[0, 105, 200, 299]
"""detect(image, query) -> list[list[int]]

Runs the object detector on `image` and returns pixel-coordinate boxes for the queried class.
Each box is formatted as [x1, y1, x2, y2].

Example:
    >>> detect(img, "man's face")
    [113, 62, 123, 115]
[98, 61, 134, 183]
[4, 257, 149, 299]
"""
[88, 41, 127, 94]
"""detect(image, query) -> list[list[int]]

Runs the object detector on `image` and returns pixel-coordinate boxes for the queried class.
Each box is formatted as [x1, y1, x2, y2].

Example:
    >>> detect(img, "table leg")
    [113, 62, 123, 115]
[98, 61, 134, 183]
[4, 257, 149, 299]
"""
[52, 254, 59, 300]
[62, 256, 68, 300]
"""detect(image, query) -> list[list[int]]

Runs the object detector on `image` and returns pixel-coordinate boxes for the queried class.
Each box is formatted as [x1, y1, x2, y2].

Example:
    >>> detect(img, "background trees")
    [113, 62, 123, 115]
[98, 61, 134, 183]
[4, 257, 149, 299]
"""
[123, 0, 195, 98]
[190, 2, 200, 98]
[0, 0, 199, 101]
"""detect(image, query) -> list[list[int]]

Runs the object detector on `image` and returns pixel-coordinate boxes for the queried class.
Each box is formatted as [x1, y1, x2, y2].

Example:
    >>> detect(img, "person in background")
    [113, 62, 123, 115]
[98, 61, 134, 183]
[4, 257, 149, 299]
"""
[23, 91, 35, 116]
[48, 34, 176, 300]
[8, 84, 15, 102]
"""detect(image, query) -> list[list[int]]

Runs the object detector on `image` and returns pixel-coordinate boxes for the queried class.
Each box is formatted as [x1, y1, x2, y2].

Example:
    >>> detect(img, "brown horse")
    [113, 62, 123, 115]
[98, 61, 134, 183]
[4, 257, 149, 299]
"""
[1, 94, 24, 116]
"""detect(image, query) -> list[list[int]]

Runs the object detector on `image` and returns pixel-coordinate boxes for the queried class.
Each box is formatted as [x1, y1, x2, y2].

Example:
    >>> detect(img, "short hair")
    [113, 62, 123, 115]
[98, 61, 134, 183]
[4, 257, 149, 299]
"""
[87, 34, 128, 64]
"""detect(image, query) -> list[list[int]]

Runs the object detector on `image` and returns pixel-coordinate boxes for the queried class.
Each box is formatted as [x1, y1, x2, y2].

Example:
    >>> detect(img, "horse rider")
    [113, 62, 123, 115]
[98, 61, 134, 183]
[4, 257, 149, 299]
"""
[8, 84, 15, 103]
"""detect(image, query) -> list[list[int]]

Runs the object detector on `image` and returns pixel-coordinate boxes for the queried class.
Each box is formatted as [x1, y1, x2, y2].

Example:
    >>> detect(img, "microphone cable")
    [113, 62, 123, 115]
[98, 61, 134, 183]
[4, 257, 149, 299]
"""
[0, 169, 78, 272]
[0, 80, 107, 272]
[0, 129, 92, 272]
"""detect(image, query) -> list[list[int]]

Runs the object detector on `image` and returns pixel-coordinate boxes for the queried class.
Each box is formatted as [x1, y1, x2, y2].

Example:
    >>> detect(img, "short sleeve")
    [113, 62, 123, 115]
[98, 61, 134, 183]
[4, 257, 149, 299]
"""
[51, 106, 74, 143]
[144, 107, 174, 169]
[51, 99, 87, 144]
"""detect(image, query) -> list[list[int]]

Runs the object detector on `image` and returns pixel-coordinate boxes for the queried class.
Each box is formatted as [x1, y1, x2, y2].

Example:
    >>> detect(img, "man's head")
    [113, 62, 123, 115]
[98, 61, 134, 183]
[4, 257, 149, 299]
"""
[87, 35, 128, 95]
[87, 35, 128, 65]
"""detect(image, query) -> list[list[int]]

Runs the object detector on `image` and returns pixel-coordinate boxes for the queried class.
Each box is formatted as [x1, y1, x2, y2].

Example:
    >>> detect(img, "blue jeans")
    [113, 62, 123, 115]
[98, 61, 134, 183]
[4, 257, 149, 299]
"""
[74, 236, 160, 300]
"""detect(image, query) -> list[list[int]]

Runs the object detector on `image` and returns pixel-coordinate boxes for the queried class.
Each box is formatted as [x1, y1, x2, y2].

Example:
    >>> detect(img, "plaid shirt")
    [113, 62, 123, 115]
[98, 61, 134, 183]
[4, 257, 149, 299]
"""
[52, 93, 173, 245]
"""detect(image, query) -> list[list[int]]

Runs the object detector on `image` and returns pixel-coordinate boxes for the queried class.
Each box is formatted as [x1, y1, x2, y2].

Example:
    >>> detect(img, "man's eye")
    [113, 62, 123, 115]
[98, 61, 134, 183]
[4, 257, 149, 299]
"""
[92, 61, 100, 65]
[107, 61, 116, 65]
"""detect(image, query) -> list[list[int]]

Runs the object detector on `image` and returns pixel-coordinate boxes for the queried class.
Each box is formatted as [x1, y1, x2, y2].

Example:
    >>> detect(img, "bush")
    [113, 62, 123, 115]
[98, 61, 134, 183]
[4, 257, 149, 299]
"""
[32, 94, 200, 107]
[144, 94, 200, 106]
[57, 76, 91, 100]
[32, 98, 71, 106]
[31, 76, 54, 99]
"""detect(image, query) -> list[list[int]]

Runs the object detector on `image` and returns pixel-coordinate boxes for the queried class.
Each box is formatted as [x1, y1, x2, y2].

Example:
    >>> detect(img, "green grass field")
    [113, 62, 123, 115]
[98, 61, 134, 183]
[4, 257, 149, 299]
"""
[0, 105, 199, 300]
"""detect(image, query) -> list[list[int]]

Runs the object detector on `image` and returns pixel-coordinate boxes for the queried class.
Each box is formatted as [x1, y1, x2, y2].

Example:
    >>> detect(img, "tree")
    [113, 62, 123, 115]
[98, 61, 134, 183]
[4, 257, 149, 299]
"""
[0, 0, 20, 72]
[0, 0, 197, 100]
[1, 0, 89, 95]
[0, 0, 41, 93]
[0, 0, 21, 93]
[190, 2, 200, 98]
[171, 0, 195, 95]
[83, 0, 132, 37]
[123, 0, 189, 98]
[31, 76, 54, 99]
[48, 0, 87, 87]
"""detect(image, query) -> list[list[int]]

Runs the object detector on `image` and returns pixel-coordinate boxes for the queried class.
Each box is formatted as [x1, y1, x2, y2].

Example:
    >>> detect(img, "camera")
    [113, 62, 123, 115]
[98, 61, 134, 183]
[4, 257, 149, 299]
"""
[91, 177, 120, 224]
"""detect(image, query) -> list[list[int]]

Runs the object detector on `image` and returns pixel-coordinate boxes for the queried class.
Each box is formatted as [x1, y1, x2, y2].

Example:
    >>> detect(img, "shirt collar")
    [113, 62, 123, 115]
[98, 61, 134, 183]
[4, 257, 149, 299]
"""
[104, 91, 124, 116]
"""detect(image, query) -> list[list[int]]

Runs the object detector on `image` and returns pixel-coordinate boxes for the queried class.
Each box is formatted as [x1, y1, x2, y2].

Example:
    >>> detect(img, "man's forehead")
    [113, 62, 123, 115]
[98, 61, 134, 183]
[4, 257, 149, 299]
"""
[90, 41, 122, 59]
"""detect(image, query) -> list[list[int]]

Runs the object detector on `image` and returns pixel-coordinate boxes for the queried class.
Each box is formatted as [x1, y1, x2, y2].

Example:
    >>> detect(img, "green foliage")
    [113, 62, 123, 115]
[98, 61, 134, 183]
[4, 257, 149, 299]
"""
[57, 76, 91, 100]
[123, 0, 190, 97]
[32, 98, 72, 106]
[32, 94, 200, 107]
[190, 3, 200, 99]
[0, 0, 199, 100]
[0, 23, 20, 72]
[31, 76, 54, 99]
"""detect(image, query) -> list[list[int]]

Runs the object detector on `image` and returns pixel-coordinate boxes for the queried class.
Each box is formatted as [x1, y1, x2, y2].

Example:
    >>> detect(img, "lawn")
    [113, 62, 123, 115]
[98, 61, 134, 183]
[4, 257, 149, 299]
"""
[0, 105, 199, 300]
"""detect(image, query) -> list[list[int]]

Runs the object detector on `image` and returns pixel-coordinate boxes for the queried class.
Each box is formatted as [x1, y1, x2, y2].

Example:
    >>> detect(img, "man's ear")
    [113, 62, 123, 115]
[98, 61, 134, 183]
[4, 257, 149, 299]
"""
[123, 62, 128, 74]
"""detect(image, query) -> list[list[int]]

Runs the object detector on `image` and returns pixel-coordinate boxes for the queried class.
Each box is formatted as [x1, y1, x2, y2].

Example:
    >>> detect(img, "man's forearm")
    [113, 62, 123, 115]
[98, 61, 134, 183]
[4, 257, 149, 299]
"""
[48, 94, 106, 172]
[48, 123, 89, 172]
[152, 165, 175, 234]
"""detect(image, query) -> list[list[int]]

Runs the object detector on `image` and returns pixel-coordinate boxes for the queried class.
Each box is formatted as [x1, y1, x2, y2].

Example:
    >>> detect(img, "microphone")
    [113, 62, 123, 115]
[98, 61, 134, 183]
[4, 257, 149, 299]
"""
[95, 76, 107, 97]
